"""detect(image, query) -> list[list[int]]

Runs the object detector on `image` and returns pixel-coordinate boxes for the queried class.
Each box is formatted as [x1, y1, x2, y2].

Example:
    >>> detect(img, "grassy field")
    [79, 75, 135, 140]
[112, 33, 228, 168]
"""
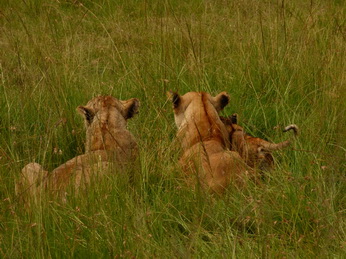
[0, 0, 345, 257]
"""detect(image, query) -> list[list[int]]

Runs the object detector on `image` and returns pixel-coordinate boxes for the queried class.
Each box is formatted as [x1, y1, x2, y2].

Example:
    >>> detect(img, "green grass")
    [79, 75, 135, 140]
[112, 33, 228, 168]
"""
[0, 0, 345, 257]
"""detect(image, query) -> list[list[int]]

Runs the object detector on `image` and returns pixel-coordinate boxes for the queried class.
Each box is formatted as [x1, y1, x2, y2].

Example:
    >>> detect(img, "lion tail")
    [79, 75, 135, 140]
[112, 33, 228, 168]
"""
[283, 124, 299, 136]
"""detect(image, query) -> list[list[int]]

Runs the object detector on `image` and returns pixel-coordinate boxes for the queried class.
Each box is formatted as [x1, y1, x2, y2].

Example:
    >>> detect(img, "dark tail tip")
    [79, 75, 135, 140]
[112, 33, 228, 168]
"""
[283, 124, 299, 136]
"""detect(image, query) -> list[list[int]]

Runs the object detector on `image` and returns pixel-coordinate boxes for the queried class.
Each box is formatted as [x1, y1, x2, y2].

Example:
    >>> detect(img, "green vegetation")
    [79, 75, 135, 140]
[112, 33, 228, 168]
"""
[0, 0, 345, 257]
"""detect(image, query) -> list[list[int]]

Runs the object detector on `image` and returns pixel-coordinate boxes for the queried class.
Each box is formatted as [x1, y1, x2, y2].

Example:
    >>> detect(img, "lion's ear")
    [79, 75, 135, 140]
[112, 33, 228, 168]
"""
[167, 91, 181, 109]
[77, 106, 95, 124]
[123, 98, 140, 119]
[231, 113, 238, 124]
[213, 92, 230, 111]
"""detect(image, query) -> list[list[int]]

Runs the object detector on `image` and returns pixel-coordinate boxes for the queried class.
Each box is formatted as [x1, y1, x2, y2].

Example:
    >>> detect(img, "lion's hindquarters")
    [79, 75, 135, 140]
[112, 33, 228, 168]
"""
[16, 162, 48, 201]
[16, 149, 138, 203]
[208, 151, 251, 194]
[50, 152, 118, 191]
[180, 142, 252, 194]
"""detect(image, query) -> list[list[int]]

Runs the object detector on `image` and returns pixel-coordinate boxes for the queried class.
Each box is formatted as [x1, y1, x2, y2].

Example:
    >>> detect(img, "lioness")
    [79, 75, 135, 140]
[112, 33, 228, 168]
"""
[220, 114, 298, 170]
[169, 91, 253, 195]
[16, 96, 139, 199]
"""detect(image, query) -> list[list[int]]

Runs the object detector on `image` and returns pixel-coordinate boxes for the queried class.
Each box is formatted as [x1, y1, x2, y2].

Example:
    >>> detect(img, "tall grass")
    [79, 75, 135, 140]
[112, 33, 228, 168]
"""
[0, 0, 345, 257]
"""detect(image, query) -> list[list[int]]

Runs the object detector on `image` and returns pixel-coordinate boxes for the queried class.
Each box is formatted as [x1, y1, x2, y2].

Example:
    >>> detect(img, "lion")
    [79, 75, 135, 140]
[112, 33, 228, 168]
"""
[169, 91, 254, 195]
[220, 114, 298, 170]
[16, 95, 140, 200]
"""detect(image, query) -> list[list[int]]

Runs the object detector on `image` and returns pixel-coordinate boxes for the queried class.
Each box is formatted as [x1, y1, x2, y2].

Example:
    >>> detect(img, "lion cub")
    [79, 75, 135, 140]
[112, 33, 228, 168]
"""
[220, 114, 298, 170]
[16, 96, 139, 199]
[169, 91, 254, 195]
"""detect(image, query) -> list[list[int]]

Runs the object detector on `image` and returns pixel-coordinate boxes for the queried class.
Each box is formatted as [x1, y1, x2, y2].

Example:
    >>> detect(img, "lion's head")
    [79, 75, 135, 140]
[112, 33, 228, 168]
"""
[77, 96, 140, 152]
[169, 91, 230, 149]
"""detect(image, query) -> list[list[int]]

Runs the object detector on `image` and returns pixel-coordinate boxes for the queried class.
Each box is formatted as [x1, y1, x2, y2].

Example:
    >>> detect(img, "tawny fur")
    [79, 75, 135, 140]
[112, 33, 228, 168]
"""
[170, 91, 253, 195]
[16, 96, 139, 199]
[220, 115, 299, 170]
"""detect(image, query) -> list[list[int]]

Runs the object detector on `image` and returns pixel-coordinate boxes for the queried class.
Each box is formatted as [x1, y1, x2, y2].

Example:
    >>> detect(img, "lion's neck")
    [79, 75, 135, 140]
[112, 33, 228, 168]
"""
[178, 113, 229, 151]
[85, 125, 135, 153]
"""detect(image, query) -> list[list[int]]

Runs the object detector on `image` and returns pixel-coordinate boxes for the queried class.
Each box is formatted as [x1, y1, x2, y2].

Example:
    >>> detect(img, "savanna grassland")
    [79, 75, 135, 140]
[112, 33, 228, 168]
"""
[0, 0, 345, 258]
